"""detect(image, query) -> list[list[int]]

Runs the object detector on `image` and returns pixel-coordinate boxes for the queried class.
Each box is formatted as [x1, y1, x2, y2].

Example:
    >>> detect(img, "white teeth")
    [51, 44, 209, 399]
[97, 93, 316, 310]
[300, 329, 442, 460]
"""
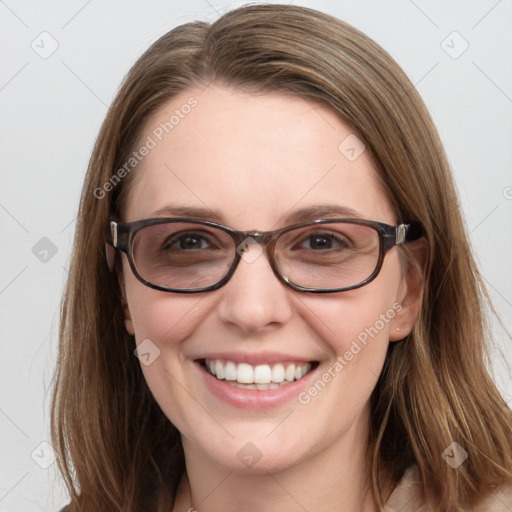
[271, 363, 285, 383]
[224, 361, 237, 381]
[255, 382, 282, 390]
[284, 364, 295, 382]
[215, 360, 225, 379]
[293, 364, 311, 380]
[253, 365, 272, 384]
[226, 381, 286, 390]
[204, 359, 314, 386]
[237, 363, 253, 384]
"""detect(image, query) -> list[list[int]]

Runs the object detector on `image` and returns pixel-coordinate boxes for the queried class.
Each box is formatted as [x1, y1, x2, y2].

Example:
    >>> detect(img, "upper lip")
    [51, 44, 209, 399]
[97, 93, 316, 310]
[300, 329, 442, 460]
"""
[193, 351, 318, 365]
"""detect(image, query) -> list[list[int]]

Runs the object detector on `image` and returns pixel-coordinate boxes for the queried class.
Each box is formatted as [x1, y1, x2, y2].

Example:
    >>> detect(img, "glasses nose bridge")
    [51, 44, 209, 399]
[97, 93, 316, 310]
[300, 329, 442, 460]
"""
[233, 230, 278, 268]
[239, 230, 275, 247]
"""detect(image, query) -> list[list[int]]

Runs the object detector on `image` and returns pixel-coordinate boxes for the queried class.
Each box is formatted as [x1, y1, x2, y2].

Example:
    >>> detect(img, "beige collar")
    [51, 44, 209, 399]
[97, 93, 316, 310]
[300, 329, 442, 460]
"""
[384, 466, 512, 511]
[384, 466, 424, 511]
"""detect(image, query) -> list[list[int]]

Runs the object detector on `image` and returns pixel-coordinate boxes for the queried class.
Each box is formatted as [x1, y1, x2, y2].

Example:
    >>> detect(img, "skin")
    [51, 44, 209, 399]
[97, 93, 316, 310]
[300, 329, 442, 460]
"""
[121, 84, 423, 512]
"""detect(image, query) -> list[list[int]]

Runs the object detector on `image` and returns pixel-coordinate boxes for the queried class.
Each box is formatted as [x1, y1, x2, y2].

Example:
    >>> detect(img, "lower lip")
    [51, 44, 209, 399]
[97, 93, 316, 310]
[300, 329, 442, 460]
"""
[195, 361, 318, 409]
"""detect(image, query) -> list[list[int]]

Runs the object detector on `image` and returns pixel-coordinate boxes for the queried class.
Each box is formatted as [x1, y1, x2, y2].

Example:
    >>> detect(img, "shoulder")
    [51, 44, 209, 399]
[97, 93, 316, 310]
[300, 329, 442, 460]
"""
[471, 483, 512, 511]
[384, 466, 512, 511]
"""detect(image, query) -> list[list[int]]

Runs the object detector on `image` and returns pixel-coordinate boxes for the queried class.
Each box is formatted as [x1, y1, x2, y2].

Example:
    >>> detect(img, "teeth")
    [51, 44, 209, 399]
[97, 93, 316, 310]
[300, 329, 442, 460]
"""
[254, 364, 272, 384]
[215, 360, 225, 379]
[285, 364, 295, 382]
[224, 361, 237, 381]
[271, 363, 285, 383]
[237, 363, 253, 384]
[204, 359, 313, 386]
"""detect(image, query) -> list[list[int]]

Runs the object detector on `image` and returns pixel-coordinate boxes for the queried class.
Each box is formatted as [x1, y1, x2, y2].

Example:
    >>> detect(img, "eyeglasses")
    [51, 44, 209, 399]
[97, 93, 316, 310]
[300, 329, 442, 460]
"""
[106, 217, 423, 294]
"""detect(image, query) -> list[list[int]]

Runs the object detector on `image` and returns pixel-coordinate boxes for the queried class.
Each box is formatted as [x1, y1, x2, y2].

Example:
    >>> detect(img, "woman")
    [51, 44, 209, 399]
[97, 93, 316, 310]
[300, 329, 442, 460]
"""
[52, 4, 512, 511]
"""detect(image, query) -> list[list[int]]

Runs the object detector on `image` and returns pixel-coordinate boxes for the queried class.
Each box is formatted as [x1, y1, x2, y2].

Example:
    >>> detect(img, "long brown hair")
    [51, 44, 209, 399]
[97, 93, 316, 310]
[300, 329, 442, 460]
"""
[51, 4, 512, 510]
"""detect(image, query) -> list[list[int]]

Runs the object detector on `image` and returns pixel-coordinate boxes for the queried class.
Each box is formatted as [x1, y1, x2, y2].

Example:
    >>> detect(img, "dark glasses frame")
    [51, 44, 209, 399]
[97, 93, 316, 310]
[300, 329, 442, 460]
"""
[105, 217, 423, 294]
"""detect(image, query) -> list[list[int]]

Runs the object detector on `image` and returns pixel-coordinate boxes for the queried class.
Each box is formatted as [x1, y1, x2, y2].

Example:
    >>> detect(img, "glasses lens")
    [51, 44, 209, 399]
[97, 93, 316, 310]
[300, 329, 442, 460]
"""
[274, 222, 381, 290]
[132, 222, 235, 290]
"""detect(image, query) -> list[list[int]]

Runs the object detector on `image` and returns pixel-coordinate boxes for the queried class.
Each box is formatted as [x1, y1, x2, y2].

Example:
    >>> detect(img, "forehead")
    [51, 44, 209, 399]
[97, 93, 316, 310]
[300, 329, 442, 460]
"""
[123, 84, 394, 227]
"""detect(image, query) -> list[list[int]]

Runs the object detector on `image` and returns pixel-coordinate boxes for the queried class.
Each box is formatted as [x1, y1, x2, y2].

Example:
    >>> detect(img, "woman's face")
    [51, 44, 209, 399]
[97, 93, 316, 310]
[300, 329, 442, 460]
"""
[122, 84, 417, 474]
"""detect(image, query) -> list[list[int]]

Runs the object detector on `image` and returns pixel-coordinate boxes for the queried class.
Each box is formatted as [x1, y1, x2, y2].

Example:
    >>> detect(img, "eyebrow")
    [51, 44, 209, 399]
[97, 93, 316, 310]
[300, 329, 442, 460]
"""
[151, 204, 364, 224]
[152, 205, 224, 222]
[283, 205, 363, 223]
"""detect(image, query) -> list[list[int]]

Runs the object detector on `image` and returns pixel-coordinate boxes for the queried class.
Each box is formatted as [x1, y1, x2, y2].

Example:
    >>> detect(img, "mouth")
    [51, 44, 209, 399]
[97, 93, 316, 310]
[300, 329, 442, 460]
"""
[197, 358, 320, 391]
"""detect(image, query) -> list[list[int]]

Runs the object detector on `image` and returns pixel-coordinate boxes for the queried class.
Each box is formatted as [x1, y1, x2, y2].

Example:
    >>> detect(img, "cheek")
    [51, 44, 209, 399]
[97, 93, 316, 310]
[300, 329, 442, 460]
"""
[123, 275, 218, 432]
[295, 254, 403, 384]
[126, 290, 213, 349]
[299, 275, 402, 355]
[123, 258, 211, 342]
[299, 293, 398, 390]
[293, 288, 401, 421]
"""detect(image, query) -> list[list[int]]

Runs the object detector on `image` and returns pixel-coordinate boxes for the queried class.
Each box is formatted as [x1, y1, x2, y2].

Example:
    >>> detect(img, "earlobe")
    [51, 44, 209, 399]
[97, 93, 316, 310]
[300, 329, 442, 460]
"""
[125, 314, 135, 335]
[389, 238, 428, 342]
[389, 325, 409, 342]
[105, 243, 115, 271]
[116, 262, 135, 335]
[388, 284, 421, 342]
[124, 298, 135, 335]
[120, 284, 135, 335]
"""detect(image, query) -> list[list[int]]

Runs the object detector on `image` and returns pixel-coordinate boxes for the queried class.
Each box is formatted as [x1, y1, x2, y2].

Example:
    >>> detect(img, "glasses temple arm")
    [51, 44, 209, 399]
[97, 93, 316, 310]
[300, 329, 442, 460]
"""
[104, 221, 118, 271]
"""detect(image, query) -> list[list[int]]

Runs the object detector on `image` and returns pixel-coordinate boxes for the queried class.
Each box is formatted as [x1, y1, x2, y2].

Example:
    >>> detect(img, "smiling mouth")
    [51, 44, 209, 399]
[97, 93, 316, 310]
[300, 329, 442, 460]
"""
[198, 359, 319, 390]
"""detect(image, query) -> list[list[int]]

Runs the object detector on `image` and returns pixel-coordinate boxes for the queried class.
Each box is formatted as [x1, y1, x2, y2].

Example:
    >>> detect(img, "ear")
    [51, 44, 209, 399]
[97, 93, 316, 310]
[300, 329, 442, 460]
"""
[116, 262, 135, 336]
[105, 243, 115, 271]
[124, 301, 135, 336]
[389, 238, 428, 342]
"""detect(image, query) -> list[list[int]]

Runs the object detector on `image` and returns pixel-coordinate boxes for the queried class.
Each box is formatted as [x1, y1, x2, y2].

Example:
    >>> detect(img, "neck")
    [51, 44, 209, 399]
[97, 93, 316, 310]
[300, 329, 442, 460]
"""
[172, 409, 381, 512]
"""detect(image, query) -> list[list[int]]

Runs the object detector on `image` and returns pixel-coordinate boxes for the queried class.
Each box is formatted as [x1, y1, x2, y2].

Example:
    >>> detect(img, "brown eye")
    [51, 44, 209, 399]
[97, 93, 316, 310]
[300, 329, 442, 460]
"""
[291, 231, 352, 251]
[163, 232, 212, 251]
[301, 233, 348, 250]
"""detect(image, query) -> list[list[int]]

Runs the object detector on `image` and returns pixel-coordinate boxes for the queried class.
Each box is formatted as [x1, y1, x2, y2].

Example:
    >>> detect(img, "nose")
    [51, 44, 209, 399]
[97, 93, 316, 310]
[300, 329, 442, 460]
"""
[216, 243, 294, 334]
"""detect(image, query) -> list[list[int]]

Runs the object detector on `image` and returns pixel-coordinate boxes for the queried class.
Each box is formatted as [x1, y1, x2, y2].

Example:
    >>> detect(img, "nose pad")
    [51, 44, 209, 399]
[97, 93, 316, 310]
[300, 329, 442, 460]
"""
[235, 236, 264, 264]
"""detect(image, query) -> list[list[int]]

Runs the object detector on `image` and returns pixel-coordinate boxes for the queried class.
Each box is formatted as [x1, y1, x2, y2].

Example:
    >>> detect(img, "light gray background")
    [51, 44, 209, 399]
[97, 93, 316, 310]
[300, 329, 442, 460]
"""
[1, 0, 511, 510]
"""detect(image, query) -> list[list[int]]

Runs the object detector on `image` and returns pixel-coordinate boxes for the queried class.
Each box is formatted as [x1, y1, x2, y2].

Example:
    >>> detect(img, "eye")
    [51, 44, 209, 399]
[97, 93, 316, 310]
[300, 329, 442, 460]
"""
[297, 231, 351, 251]
[163, 231, 214, 251]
